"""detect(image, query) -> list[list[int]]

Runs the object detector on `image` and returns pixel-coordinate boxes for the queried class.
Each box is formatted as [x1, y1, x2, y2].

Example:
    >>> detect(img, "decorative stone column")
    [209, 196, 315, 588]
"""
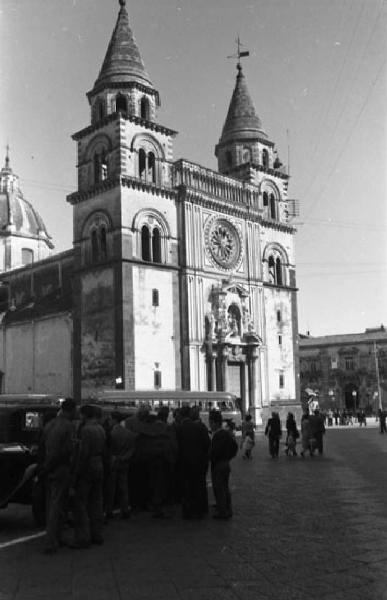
[211, 351, 218, 391]
[220, 343, 229, 392]
[246, 334, 262, 424]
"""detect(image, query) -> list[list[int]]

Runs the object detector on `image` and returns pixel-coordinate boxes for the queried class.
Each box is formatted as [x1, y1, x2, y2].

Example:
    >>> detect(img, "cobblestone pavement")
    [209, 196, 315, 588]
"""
[0, 427, 386, 600]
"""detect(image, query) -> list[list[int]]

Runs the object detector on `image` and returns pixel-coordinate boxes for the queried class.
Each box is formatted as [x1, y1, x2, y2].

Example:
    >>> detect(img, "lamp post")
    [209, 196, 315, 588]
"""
[374, 342, 382, 411]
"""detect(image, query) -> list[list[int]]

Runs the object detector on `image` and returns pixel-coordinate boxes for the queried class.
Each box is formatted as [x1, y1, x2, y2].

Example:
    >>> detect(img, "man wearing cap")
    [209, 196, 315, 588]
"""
[71, 405, 106, 548]
[105, 411, 136, 519]
[42, 398, 77, 554]
[209, 410, 238, 520]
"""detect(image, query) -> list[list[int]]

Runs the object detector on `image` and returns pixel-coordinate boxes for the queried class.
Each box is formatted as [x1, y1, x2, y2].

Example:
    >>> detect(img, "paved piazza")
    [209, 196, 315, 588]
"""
[0, 425, 386, 600]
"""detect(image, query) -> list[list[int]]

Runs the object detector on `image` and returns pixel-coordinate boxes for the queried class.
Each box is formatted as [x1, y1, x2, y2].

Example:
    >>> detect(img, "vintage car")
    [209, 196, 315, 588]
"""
[0, 394, 63, 525]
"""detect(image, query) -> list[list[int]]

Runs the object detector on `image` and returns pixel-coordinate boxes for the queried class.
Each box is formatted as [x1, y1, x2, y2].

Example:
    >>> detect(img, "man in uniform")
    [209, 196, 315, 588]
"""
[105, 411, 135, 520]
[209, 410, 238, 520]
[71, 405, 106, 548]
[42, 398, 77, 554]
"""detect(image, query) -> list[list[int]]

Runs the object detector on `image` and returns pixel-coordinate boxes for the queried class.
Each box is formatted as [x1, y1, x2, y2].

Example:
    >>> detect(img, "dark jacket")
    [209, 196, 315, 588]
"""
[43, 414, 76, 473]
[176, 418, 210, 468]
[133, 419, 176, 464]
[265, 417, 282, 438]
[75, 421, 106, 478]
[210, 428, 238, 463]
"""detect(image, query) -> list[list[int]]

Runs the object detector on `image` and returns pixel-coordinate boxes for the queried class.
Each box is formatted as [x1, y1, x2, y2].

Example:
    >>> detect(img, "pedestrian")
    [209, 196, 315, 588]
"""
[71, 404, 106, 548]
[264, 412, 282, 458]
[176, 405, 210, 519]
[125, 406, 151, 511]
[41, 398, 77, 554]
[131, 409, 174, 519]
[33, 408, 58, 527]
[156, 406, 178, 507]
[105, 411, 136, 520]
[209, 410, 238, 519]
[285, 412, 299, 456]
[241, 414, 255, 459]
[309, 409, 326, 455]
[379, 409, 387, 434]
[300, 411, 313, 458]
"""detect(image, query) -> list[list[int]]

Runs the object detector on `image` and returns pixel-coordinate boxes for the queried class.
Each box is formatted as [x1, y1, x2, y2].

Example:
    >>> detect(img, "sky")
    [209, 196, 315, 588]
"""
[0, 0, 386, 337]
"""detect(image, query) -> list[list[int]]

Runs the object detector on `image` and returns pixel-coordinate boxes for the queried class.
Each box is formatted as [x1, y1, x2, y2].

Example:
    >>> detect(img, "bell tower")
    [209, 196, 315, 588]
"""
[67, 0, 180, 399]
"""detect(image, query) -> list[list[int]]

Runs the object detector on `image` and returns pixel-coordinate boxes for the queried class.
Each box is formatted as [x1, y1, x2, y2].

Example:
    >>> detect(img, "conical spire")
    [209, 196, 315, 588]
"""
[219, 64, 267, 143]
[90, 0, 154, 95]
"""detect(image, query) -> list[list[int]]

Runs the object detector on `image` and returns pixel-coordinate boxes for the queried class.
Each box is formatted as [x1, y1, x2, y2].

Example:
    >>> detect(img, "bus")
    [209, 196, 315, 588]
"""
[89, 390, 242, 429]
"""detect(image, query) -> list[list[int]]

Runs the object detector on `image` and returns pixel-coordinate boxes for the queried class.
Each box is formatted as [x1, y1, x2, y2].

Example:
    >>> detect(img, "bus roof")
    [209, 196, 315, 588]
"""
[0, 394, 64, 407]
[89, 390, 237, 402]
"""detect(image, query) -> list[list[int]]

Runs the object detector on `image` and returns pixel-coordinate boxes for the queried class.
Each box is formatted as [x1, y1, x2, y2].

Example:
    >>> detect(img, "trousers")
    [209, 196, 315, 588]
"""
[45, 465, 71, 550]
[73, 469, 104, 544]
[211, 460, 232, 518]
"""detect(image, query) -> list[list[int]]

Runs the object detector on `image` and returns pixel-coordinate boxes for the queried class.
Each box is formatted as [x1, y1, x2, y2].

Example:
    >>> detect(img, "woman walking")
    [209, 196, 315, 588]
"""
[285, 412, 299, 456]
[300, 411, 313, 458]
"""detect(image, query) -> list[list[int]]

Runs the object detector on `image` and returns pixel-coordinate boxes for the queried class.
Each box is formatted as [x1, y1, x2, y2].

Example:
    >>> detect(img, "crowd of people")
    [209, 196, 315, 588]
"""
[264, 409, 326, 458]
[36, 399, 385, 554]
[37, 399, 238, 555]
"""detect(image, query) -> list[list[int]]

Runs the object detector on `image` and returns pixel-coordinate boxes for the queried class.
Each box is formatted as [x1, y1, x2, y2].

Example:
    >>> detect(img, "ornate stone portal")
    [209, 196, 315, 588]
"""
[204, 279, 262, 416]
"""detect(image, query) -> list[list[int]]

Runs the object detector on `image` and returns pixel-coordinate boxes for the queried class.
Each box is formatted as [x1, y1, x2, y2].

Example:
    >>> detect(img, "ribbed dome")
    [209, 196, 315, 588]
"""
[90, 0, 154, 95]
[219, 64, 267, 143]
[0, 157, 52, 245]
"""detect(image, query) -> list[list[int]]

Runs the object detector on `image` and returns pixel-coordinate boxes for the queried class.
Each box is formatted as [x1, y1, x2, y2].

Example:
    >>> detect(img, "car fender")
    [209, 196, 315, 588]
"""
[0, 462, 38, 507]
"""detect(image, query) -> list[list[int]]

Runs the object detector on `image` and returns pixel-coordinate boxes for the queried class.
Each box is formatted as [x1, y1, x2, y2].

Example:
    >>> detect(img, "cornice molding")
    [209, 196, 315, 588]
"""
[72, 112, 177, 142]
[67, 175, 176, 205]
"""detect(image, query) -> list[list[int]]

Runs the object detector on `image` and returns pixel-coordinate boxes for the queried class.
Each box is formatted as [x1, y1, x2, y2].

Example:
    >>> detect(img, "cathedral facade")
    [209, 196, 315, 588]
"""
[0, 0, 300, 423]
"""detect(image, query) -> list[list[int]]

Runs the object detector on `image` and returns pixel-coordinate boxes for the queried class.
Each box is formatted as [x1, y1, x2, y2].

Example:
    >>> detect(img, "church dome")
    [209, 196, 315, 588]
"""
[0, 153, 53, 246]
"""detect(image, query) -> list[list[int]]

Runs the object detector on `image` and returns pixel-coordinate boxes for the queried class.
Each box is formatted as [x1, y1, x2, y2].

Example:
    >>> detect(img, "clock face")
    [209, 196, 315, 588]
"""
[205, 218, 242, 270]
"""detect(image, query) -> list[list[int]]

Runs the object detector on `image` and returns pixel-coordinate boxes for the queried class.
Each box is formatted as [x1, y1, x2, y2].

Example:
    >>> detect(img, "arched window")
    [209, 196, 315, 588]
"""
[101, 151, 108, 181]
[226, 150, 232, 167]
[148, 152, 156, 183]
[268, 256, 275, 284]
[139, 149, 146, 180]
[94, 154, 100, 185]
[93, 150, 108, 184]
[93, 99, 104, 123]
[276, 257, 283, 285]
[141, 225, 151, 261]
[91, 230, 99, 263]
[270, 194, 276, 219]
[263, 191, 268, 207]
[242, 148, 251, 163]
[262, 149, 269, 168]
[100, 227, 107, 260]
[140, 96, 150, 120]
[116, 94, 127, 114]
[138, 148, 158, 183]
[152, 227, 161, 263]
[22, 248, 33, 265]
